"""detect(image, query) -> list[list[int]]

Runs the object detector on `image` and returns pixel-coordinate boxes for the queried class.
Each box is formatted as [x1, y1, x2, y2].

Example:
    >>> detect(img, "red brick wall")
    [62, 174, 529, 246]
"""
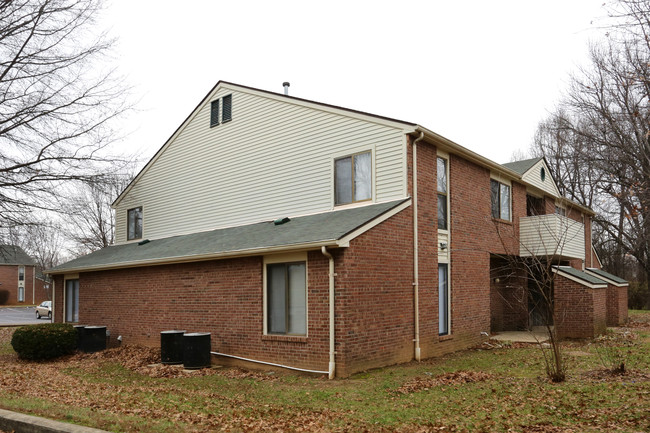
[554, 275, 607, 338]
[334, 207, 416, 376]
[50, 205, 420, 378]
[606, 284, 629, 326]
[53, 256, 332, 373]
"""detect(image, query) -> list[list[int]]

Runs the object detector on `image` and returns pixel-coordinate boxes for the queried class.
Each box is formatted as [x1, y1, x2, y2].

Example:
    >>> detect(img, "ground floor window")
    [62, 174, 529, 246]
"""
[439, 264, 449, 335]
[65, 279, 79, 323]
[267, 262, 306, 335]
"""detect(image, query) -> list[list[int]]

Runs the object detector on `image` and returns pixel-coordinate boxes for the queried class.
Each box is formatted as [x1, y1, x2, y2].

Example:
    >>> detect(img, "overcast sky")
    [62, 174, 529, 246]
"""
[103, 0, 609, 166]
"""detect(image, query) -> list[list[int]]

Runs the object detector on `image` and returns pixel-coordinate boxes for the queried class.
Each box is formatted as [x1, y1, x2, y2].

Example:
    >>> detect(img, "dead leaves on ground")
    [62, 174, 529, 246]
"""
[393, 370, 493, 395]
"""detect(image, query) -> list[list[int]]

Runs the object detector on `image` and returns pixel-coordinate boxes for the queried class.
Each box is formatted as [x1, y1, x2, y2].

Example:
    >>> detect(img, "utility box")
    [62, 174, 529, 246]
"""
[161, 330, 186, 365]
[183, 332, 211, 369]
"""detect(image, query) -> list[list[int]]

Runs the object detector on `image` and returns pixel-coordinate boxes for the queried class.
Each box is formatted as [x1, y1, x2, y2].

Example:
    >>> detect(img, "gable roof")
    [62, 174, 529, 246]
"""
[0, 245, 35, 265]
[112, 81, 417, 208]
[49, 199, 410, 274]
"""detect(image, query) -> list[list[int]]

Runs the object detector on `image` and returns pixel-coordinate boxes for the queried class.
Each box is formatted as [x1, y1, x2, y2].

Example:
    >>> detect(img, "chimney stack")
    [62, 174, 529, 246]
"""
[283, 82, 290, 96]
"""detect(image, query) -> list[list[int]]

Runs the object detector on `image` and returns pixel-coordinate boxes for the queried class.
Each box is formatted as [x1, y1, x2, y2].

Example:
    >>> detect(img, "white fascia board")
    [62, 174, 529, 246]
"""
[551, 267, 607, 289]
[337, 199, 412, 247]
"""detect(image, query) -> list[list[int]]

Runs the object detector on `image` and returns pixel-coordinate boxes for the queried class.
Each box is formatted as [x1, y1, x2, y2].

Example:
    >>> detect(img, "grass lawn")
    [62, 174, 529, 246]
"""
[1, 311, 649, 432]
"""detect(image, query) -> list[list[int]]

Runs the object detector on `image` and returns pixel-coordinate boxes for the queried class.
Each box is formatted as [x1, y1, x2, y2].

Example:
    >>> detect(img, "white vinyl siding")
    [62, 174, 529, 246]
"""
[115, 86, 408, 242]
[522, 160, 560, 198]
[519, 214, 585, 260]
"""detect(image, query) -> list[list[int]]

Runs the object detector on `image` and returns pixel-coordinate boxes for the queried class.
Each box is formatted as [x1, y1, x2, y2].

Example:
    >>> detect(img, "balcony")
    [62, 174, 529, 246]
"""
[519, 214, 585, 260]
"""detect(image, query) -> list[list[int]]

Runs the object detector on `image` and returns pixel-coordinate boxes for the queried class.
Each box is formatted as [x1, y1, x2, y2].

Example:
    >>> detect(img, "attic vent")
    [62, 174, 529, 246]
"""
[210, 100, 219, 127]
[274, 217, 290, 226]
[222, 94, 232, 122]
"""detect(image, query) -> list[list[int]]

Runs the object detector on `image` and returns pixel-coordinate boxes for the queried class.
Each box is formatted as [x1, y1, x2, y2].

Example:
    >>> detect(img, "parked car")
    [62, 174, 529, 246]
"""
[35, 301, 51, 319]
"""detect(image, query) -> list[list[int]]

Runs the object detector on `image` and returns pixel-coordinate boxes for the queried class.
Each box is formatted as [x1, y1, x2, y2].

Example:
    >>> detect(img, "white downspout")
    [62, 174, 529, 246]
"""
[51, 277, 55, 321]
[321, 246, 336, 379]
[412, 131, 425, 361]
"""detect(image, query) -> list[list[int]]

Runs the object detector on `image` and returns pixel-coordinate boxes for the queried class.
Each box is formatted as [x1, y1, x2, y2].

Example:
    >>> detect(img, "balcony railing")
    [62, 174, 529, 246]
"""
[519, 214, 585, 260]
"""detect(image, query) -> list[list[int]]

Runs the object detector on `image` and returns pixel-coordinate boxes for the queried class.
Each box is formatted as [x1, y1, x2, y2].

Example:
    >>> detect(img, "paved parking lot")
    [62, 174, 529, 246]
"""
[0, 307, 49, 326]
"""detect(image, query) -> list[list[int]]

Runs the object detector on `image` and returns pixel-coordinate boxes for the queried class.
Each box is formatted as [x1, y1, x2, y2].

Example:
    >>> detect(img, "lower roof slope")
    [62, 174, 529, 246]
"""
[49, 199, 409, 274]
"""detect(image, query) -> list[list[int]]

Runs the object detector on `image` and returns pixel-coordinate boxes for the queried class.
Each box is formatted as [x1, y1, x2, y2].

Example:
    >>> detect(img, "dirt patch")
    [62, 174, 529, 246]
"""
[393, 370, 493, 394]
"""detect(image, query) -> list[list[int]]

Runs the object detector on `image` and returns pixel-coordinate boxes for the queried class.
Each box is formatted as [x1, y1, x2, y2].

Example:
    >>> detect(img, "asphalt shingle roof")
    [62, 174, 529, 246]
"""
[50, 199, 409, 274]
[502, 157, 543, 175]
[0, 245, 35, 265]
[553, 266, 607, 286]
[586, 268, 628, 285]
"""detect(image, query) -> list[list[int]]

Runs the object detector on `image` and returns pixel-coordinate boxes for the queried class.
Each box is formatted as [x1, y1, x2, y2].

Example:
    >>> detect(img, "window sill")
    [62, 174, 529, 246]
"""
[262, 334, 308, 344]
[439, 334, 453, 342]
[491, 218, 513, 226]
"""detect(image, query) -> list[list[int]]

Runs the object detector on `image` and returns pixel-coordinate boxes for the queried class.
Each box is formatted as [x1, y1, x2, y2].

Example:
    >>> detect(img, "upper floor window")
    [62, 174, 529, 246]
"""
[127, 207, 143, 240]
[555, 205, 566, 216]
[490, 180, 511, 221]
[267, 262, 306, 335]
[18, 266, 24, 281]
[437, 157, 448, 230]
[335, 151, 371, 205]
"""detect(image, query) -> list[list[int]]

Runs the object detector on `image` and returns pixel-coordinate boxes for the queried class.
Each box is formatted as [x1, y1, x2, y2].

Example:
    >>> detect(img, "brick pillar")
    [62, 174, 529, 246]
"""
[554, 275, 607, 339]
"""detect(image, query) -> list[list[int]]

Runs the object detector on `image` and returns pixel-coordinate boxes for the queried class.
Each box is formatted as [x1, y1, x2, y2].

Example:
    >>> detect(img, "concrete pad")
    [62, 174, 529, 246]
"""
[491, 330, 550, 343]
[0, 408, 110, 433]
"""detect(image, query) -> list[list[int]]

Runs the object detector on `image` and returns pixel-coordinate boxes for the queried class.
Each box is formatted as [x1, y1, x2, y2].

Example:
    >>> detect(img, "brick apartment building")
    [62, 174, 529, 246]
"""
[49, 81, 628, 377]
[0, 245, 49, 306]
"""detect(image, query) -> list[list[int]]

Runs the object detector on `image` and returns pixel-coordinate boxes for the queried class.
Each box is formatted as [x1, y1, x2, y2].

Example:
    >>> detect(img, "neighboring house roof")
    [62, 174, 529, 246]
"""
[0, 245, 35, 265]
[502, 157, 543, 175]
[49, 199, 410, 274]
[552, 266, 608, 289]
[585, 268, 629, 286]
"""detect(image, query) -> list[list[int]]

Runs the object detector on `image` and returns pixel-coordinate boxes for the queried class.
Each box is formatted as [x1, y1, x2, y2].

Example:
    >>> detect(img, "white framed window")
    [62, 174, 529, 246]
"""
[65, 278, 79, 323]
[127, 206, 143, 240]
[490, 179, 511, 221]
[264, 253, 307, 336]
[17, 266, 25, 302]
[334, 151, 372, 205]
[439, 263, 450, 336]
[437, 157, 448, 230]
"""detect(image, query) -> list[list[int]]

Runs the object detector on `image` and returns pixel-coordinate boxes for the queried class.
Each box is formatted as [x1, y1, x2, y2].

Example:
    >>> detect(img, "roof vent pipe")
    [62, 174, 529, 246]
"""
[283, 81, 290, 95]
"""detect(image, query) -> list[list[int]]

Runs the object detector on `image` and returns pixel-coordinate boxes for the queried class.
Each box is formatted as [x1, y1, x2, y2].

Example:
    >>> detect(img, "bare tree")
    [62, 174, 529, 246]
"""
[65, 172, 133, 254]
[0, 0, 132, 230]
[492, 214, 584, 382]
[531, 0, 650, 306]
